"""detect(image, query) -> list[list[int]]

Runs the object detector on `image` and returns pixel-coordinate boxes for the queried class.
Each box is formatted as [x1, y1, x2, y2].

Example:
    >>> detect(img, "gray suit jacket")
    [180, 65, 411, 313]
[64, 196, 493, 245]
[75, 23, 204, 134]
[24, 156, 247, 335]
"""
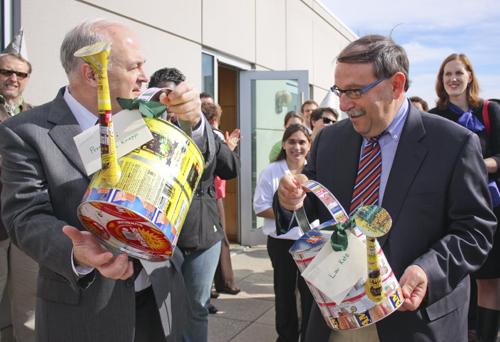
[0, 99, 32, 241]
[0, 88, 188, 342]
[286, 104, 496, 341]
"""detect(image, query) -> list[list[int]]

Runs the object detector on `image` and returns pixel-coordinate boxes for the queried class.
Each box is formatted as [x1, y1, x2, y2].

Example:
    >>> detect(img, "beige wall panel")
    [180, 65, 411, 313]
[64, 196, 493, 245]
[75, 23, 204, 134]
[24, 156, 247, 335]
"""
[311, 18, 345, 89]
[311, 0, 357, 41]
[22, 0, 104, 105]
[83, 0, 202, 42]
[22, 0, 201, 106]
[286, 0, 313, 72]
[255, 0, 286, 70]
[202, 0, 255, 62]
[139, 32, 201, 91]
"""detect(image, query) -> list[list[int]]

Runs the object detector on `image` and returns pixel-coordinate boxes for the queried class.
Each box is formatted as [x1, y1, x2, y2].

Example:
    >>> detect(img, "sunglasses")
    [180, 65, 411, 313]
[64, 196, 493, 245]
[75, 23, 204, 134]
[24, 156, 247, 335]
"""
[0, 68, 30, 79]
[322, 117, 336, 124]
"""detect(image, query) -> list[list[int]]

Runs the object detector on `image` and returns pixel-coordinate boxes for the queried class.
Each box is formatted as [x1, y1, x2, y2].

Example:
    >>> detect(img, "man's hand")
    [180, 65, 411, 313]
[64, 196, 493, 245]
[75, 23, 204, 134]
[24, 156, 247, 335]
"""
[63, 226, 134, 280]
[277, 173, 308, 211]
[398, 264, 428, 311]
[159, 81, 201, 127]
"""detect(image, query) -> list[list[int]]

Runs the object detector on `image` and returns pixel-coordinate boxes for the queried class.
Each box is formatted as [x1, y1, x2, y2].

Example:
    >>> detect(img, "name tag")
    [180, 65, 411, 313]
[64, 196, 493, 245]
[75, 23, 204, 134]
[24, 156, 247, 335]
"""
[74, 109, 153, 176]
[302, 230, 367, 303]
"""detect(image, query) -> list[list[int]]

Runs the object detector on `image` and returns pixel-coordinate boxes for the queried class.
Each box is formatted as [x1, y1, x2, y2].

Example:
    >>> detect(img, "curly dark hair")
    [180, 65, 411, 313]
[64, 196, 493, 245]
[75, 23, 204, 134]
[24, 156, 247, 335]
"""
[148, 67, 186, 88]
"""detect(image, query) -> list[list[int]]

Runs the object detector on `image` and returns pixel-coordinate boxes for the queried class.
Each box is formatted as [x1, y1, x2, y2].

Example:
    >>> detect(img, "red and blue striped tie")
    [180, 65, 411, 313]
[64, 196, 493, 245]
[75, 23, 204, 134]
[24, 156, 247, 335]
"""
[349, 137, 382, 214]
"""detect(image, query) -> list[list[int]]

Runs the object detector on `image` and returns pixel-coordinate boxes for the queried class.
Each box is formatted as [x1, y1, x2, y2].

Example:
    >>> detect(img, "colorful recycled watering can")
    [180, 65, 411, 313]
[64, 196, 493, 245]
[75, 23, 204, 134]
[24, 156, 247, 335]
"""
[75, 42, 204, 261]
[290, 180, 403, 330]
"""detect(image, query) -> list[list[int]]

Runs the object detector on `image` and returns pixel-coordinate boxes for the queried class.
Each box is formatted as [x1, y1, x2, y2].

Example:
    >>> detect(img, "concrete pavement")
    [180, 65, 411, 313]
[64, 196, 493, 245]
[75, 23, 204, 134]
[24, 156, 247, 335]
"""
[208, 244, 277, 342]
[207, 246, 500, 342]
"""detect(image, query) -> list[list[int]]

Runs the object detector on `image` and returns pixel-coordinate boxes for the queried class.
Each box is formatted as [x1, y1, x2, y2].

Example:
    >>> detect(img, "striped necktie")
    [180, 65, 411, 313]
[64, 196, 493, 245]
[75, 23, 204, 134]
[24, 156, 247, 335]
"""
[349, 136, 382, 214]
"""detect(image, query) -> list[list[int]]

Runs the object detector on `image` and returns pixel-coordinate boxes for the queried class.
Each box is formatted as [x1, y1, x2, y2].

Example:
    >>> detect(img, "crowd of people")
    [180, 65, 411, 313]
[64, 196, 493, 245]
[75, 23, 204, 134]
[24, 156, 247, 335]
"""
[0, 18, 499, 342]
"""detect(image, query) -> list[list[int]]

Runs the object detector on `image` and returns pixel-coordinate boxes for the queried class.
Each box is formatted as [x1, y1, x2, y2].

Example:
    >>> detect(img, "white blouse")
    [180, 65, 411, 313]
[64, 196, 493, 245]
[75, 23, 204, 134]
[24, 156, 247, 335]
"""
[253, 160, 304, 240]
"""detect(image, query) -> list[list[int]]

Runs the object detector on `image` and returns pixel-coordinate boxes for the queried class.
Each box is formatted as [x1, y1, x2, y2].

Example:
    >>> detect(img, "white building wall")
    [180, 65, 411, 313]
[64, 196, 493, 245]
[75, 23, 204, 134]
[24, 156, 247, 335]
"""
[202, 0, 256, 62]
[255, 0, 287, 71]
[285, 0, 315, 73]
[21, 0, 355, 107]
[85, 0, 202, 42]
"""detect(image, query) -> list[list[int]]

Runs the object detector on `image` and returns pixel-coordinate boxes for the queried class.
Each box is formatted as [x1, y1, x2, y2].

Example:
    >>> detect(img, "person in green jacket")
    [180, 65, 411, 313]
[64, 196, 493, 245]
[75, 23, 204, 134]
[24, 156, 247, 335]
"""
[269, 111, 304, 162]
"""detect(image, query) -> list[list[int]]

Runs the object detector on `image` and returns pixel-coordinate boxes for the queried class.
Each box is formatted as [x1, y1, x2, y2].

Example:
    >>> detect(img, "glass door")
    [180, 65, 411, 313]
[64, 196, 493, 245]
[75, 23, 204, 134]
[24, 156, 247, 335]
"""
[239, 70, 309, 246]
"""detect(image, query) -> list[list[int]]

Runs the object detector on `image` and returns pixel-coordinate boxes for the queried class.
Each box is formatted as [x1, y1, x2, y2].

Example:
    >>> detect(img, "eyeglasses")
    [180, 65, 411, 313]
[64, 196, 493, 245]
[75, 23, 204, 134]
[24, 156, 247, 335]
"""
[321, 117, 335, 124]
[0, 68, 30, 79]
[330, 78, 387, 99]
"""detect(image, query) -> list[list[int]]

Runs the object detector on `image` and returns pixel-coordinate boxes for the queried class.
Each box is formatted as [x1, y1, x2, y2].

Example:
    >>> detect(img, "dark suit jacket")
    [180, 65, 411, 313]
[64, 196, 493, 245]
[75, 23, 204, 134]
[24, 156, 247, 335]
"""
[429, 100, 500, 182]
[0, 99, 32, 241]
[280, 103, 496, 341]
[0, 88, 188, 342]
[178, 123, 239, 252]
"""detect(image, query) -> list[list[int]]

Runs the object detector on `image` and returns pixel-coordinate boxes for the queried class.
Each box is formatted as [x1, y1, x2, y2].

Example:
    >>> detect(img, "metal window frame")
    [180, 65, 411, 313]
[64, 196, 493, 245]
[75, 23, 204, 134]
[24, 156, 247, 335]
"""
[1, 0, 20, 50]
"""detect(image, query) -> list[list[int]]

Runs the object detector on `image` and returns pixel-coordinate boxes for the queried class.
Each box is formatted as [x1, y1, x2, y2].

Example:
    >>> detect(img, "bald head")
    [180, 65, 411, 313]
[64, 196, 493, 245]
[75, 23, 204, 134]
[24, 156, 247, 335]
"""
[61, 19, 148, 113]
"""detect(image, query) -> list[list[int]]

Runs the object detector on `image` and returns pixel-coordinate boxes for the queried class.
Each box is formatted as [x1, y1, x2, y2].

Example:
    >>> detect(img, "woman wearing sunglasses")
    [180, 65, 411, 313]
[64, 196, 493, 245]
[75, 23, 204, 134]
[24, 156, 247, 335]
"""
[310, 107, 339, 140]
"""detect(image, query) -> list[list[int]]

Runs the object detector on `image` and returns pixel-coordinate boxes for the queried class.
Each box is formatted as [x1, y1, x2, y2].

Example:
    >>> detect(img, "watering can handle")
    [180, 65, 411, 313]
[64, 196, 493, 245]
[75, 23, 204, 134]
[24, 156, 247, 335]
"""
[293, 180, 350, 232]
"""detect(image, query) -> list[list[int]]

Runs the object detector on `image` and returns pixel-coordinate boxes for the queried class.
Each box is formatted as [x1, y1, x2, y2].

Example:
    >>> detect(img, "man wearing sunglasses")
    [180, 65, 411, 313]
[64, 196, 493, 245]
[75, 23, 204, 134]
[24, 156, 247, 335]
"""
[275, 35, 496, 341]
[0, 52, 32, 121]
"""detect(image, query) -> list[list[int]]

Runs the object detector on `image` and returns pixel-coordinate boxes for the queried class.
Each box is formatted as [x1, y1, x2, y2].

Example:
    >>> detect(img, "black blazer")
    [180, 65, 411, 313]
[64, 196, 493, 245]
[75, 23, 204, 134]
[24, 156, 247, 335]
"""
[177, 121, 239, 252]
[279, 104, 496, 341]
[429, 100, 500, 182]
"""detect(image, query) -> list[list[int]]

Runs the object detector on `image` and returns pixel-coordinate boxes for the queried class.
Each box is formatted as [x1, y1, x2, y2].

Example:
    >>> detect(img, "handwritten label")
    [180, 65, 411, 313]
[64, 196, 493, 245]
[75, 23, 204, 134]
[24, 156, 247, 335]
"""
[74, 109, 153, 176]
[302, 230, 367, 302]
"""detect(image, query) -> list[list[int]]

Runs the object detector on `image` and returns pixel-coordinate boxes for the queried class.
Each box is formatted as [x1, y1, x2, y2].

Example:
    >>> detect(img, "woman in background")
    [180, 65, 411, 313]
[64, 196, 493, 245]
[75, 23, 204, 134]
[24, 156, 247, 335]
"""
[254, 124, 313, 342]
[430, 53, 500, 342]
[269, 111, 304, 162]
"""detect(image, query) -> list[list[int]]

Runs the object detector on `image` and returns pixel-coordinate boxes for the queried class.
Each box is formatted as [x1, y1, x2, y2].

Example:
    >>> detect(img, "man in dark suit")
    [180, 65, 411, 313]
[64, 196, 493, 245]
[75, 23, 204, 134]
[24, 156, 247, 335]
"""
[0, 19, 200, 342]
[276, 35, 496, 341]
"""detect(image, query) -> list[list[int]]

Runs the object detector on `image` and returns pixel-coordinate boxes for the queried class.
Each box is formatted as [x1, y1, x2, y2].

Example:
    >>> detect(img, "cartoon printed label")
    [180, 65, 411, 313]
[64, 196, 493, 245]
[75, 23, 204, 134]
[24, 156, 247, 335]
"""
[107, 219, 171, 255]
[78, 118, 204, 261]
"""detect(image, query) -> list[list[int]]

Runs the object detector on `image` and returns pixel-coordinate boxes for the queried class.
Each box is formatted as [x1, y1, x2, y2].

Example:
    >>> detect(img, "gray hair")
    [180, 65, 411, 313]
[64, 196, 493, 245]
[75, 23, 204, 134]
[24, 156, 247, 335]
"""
[337, 35, 410, 91]
[0, 52, 32, 74]
[60, 19, 116, 76]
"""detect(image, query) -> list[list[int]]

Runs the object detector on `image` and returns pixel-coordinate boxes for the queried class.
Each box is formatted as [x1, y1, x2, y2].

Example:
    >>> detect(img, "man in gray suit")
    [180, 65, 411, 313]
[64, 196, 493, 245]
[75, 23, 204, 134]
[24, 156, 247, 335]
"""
[276, 35, 496, 341]
[0, 19, 201, 342]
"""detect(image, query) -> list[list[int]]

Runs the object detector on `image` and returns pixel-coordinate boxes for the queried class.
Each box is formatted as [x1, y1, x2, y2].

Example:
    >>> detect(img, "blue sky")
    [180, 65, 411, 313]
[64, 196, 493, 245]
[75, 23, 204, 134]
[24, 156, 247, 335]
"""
[322, 0, 500, 108]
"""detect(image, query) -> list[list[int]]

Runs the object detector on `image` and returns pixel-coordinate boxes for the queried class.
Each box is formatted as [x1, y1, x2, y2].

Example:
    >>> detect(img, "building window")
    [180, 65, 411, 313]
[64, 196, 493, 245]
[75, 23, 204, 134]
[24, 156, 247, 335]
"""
[1, 0, 20, 50]
[202, 52, 215, 97]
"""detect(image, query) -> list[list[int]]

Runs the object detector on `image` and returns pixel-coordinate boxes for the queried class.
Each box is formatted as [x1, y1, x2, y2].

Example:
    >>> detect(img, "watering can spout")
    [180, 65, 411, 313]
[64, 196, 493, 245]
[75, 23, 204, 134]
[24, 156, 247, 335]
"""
[74, 41, 121, 186]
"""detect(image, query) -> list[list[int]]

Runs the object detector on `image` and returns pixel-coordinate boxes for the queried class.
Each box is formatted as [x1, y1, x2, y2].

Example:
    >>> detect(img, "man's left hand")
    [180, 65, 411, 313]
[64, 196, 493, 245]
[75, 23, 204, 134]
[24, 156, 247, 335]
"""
[159, 81, 201, 127]
[398, 264, 428, 311]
